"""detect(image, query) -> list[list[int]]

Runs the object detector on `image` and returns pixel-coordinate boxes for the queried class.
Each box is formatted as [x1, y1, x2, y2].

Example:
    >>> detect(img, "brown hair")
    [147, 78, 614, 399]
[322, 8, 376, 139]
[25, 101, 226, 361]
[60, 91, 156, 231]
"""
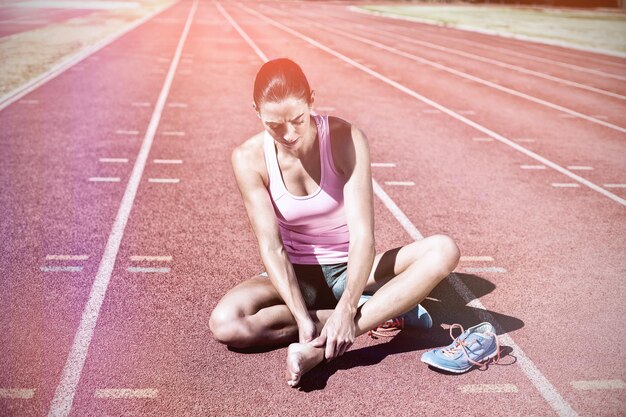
[253, 58, 312, 108]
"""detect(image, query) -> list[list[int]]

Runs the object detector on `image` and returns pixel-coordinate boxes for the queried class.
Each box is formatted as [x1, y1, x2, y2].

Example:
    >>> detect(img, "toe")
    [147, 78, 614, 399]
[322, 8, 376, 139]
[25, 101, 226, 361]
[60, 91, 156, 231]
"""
[287, 374, 300, 388]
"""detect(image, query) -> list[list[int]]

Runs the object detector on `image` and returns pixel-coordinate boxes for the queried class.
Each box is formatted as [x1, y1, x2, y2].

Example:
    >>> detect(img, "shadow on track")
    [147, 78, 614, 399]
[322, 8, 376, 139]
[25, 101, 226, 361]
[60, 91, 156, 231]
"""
[230, 273, 522, 391]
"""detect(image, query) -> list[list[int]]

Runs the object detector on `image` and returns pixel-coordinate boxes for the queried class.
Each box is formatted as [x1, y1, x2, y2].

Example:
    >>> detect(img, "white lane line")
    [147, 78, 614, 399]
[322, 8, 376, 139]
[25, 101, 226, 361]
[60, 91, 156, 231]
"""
[167, 102, 188, 108]
[463, 267, 507, 273]
[131, 102, 151, 107]
[130, 255, 172, 262]
[345, 23, 626, 101]
[161, 131, 185, 136]
[460, 384, 518, 393]
[216, 2, 268, 61]
[115, 130, 139, 135]
[19, 99, 39, 104]
[46, 255, 89, 261]
[148, 178, 180, 183]
[94, 389, 158, 399]
[40, 266, 83, 273]
[348, 5, 626, 61]
[296, 15, 626, 133]
[99, 158, 128, 163]
[520, 165, 547, 170]
[460, 256, 494, 262]
[472, 137, 493, 142]
[243, 4, 626, 207]
[126, 267, 171, 273]
[47, 3, 198, 417]
[371, 162, 396, 167]
[367, 17, 626, 81]
[0, 388, 36, 399]
[514, 138, 536, 143]
[88, 177, 120, 183]
[3, 19, 48, 24]
[154, 159, 183, 164]
[385, 181, 415, 186]
[0, 2, 177, 112]
[567, 166, 593, 171]
[571, 380, 626, 390]
[371, 180, 423, 240]
[604, 184, 626, 188]
[551, 183, 580, 188]
[229, 8, 581, 416]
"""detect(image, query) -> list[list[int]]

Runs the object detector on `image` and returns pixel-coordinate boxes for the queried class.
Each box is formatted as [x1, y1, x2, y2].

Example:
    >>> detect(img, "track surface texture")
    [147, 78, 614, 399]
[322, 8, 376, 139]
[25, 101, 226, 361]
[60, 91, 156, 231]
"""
[1, 1, 625, 416]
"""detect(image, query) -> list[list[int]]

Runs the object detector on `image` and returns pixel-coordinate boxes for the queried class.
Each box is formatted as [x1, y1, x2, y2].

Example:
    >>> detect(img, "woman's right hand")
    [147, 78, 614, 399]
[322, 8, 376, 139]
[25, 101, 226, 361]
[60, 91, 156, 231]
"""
[297, 318, 318, 344]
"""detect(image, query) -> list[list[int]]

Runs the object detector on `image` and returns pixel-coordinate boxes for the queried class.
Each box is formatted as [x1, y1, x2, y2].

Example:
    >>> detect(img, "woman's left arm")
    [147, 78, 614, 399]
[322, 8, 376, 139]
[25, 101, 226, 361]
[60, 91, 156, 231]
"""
[312, 122, 375, 361]
[337, 123, 375, 316]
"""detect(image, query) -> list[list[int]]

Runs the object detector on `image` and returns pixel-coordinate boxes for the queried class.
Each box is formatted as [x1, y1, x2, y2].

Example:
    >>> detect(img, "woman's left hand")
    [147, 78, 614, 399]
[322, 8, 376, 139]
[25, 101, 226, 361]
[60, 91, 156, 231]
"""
[310, 307, 356, 361]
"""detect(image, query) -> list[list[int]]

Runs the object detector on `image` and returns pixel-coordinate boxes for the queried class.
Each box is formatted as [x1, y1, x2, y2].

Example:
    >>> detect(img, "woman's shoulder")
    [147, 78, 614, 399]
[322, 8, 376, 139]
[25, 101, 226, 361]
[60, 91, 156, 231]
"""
[327, 115, 351, 136]
[231, 131, 268, 183]
[327, 115, 367, 143]
[326, 115, 369, 176]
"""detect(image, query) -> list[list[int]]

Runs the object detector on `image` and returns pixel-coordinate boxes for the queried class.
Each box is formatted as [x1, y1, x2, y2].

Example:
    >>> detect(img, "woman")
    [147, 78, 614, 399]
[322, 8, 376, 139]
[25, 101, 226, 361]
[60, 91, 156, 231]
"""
[209, 58, 460, 387]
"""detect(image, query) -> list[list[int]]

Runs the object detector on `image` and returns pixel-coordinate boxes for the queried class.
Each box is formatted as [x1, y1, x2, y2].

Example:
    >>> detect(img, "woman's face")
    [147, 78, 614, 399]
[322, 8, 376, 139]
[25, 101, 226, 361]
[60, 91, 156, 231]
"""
[257, 95, 313, 150]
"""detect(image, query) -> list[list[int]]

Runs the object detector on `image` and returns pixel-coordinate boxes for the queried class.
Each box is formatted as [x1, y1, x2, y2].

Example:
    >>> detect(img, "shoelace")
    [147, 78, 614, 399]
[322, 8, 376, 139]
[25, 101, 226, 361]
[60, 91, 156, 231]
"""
[442, 324, 501, 368]
[368, 317, 405, 338]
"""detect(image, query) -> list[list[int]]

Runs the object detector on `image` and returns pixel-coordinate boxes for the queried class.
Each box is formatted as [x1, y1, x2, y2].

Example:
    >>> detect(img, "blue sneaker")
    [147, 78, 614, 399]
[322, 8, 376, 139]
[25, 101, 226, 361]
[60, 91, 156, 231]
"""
[358, 295, 432, 338]
[421, 322, 501, 373]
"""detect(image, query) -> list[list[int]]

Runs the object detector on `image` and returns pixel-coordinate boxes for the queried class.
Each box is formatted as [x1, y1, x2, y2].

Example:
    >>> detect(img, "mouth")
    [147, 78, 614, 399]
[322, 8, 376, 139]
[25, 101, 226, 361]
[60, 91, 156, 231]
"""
[282, 137, 300, 147]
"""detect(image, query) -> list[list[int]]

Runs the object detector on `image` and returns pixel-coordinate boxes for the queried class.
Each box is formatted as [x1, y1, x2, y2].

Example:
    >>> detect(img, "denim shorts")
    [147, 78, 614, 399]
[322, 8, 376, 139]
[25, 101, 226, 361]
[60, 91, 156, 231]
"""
[260, 263, 348, 309]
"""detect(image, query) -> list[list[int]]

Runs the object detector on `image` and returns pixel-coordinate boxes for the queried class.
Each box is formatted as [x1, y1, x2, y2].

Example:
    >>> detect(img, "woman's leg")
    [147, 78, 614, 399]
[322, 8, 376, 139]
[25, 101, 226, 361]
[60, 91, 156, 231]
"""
[286, 234, 461, 386]
[209, 275, 334, 348]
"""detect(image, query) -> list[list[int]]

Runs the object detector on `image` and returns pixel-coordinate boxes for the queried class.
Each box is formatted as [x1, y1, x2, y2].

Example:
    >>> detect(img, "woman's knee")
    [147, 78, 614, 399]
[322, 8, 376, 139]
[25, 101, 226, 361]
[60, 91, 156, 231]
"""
[209, 306, 253, 348]
[429, 234, 461, 274]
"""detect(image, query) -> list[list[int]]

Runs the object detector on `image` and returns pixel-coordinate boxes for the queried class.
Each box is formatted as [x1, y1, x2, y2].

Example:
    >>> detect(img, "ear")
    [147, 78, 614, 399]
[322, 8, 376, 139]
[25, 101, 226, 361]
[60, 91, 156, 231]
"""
[252, 101, 261, 119]
[309, 90, 315, 106]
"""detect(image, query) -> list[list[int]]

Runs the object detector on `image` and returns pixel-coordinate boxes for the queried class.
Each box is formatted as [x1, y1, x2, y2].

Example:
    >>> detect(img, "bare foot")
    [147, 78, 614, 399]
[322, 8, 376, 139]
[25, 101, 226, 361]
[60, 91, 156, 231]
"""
[285, 342, 324, 388]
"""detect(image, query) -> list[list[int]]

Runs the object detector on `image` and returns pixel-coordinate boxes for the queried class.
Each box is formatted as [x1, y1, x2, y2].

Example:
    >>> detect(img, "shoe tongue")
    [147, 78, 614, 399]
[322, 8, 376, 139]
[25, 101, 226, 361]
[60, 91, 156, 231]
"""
[462, 332, 484, 345]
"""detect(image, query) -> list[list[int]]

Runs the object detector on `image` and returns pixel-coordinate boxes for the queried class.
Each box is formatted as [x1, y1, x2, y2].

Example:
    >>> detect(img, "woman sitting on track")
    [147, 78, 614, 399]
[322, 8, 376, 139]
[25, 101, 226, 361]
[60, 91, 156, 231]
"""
[209, 58, 460, 387]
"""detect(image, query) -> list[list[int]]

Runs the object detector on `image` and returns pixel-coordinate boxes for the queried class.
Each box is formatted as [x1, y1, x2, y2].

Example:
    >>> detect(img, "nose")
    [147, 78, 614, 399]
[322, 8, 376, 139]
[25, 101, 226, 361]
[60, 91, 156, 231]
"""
[284, 124, 298, 142]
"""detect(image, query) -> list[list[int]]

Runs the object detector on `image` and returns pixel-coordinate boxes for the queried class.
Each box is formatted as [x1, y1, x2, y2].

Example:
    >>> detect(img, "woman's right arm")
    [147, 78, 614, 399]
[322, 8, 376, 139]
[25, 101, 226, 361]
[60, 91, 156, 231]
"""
[231, 143, 315, 341]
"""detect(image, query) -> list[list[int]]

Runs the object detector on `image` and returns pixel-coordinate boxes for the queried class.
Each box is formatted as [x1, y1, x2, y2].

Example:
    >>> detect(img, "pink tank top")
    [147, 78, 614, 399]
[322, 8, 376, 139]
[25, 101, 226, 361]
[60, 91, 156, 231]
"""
[263, 114, 349, 265]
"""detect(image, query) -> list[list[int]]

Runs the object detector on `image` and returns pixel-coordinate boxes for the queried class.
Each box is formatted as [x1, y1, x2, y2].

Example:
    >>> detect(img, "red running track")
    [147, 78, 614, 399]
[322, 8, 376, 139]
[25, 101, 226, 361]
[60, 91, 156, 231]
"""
[0, 1, 624, 416]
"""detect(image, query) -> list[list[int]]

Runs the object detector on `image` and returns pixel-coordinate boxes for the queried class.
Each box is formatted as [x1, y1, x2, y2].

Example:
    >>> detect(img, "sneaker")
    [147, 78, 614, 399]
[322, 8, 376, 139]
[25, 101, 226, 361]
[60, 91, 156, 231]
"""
[420, 322, 500, 373]
[358, 295, 432, 338]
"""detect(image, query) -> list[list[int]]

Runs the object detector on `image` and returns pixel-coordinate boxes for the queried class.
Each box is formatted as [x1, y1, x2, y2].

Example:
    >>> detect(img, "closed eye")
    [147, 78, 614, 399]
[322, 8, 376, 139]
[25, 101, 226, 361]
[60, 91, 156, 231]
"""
[266, 114, 304, 129]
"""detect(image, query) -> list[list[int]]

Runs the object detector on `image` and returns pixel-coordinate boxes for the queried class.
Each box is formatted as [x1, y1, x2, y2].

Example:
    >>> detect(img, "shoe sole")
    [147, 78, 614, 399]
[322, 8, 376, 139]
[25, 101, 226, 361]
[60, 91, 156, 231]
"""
[420, 348, 499, 373]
